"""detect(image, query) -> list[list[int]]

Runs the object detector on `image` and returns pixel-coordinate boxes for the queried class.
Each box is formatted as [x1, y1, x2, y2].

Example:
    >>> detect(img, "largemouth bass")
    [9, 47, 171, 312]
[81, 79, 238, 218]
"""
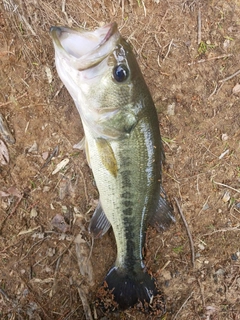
[50, 22, 175, 310]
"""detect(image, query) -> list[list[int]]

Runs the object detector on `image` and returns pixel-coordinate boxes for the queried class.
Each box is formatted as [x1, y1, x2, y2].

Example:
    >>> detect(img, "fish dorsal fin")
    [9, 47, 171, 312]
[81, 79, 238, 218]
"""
[96, 138, 118, 177]
[148, 185, 175, 232]
[89, 201, 111, 238]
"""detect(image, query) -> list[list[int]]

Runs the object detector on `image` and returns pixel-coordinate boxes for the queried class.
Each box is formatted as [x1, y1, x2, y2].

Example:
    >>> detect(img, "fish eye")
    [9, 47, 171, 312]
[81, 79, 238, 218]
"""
[113, 64, 129, 82]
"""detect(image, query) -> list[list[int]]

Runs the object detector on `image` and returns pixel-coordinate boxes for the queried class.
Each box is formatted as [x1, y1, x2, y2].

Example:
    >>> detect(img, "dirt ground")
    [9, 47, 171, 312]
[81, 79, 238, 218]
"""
[0, 0, 240, 319]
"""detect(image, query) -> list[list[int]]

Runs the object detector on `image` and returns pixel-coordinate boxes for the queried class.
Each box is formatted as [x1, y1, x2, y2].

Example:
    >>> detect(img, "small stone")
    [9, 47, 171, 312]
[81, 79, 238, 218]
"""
[222, 191, 230, 203]
[42, 151, 49, 160]
[28, 141, 38, 153]
[221, 133, 228, 141]
[161, 269, 172, 281]
[232, 83, 240, 95]
[30, 208, 38, 218]
[45, 66, 53, 84]
[198, 243, 205, 250]
[43, 186, 50, 193]
[235, 202, 240, 209]
[231, 253, 238, 261]
[202, 203, 210, 210]
[223, 39, 231, 49]
[215, 268, 225, 276]
[167, 102, 175, 116]
[46, 248, 55, 257]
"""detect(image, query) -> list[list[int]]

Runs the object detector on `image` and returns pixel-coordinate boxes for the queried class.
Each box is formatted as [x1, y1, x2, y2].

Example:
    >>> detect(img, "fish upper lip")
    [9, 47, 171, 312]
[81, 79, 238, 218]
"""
[49, 22, 119, 70]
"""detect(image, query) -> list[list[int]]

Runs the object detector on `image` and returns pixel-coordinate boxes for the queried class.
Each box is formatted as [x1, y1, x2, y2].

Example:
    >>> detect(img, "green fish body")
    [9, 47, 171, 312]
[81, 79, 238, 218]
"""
[50, 23, 174, 310]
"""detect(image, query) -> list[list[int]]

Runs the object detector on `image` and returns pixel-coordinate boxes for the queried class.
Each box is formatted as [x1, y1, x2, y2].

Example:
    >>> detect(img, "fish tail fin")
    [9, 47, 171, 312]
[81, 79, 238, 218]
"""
[101, 267, 165, 311]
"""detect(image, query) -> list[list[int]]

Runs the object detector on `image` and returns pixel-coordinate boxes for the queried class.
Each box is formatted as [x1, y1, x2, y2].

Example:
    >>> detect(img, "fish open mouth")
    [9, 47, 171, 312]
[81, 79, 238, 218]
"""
[50, 22, 119, 70]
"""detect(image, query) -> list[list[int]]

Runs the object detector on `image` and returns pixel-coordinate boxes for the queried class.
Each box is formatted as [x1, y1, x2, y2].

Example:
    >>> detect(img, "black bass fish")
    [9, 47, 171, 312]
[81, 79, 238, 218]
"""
[50, 22, 175, 310]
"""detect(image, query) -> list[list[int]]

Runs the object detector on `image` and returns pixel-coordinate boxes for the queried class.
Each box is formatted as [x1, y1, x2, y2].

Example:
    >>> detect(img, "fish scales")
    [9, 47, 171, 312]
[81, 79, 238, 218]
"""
[84, 109, 160, 271]
[50, 22, 175, 311]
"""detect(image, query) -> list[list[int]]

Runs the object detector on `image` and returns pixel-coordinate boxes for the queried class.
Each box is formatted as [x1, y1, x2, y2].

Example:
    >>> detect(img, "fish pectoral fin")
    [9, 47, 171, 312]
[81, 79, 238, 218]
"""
[89, 201, 111, 238]
[96, 138, 118, 177]
[73, 136, 91, 168]
[149, 185, 175, 232]
[73, 136, 85, 150]
[97, 109, 137, 138]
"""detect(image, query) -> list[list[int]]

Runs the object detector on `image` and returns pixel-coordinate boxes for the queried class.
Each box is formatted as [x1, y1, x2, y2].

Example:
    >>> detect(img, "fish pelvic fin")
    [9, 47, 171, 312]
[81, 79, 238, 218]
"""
[149, 185, 175, 232]
[100, 267, 165, 312]
[89, 201, 111, 238]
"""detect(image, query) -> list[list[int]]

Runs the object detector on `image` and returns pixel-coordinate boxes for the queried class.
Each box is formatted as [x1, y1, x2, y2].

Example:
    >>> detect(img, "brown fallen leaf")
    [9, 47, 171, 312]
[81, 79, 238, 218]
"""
[0, 139, 9, 165]
[0, 186, 21, 198]
[51, 214, 70, 233]
[0, 113, 15, 145]
[74, 234, 94, 285]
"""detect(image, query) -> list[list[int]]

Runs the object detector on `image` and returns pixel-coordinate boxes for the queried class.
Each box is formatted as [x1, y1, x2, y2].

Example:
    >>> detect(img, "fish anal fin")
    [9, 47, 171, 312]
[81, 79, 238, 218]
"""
[73, 136, 85, 150]
[96, 138, 118, 177]
[149, 186, 175, 232]
[89, 201, 111, 238]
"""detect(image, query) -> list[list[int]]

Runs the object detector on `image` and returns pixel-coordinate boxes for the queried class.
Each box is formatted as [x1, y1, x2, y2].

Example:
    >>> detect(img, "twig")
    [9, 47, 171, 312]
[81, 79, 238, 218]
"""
[163, 39, 174, 62]
[0, 194, 24, 234]
[77, 287, 93, 320]
[198, 196, 210, 216]
[19, 237, 49, 262]
[219, 69, 240, 83]
[197, 278, 205, 308]
[158, 9, 169, 32]
[172, 291, 194, 320]
[79, 167, 89, 204]
[197, 8, 201, 45]
[202, 225, 240, 237]
[213, 181, 240, 193]
[49, 255, 62, 298]
[142, 0, 146, 17]
[16, 272, 51, 320]
[20, 15, 36, 36]
[208, 83, 218, 99]
[188, 53, 233, 65]
[0, 92, 27, 107]
[50, 241, 73, 266]
[0, 288, 12, 303]
[41, 145, 59, 169]
[174, 198, 195, 268]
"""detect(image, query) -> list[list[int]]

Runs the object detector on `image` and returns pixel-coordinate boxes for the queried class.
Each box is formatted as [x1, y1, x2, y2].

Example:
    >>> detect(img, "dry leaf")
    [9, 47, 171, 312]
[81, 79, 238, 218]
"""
[0, 139, 9, 165]
[52, 158, 69, 175]
[0, 113, 15, 145]
[7, 186, 22, 197]
[51, 214, 70, 233]
[45, 66, 53, 84]
[0, 190, 10, 197]
[0, 186, 21, 198]
[75, 234, 94, 286]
